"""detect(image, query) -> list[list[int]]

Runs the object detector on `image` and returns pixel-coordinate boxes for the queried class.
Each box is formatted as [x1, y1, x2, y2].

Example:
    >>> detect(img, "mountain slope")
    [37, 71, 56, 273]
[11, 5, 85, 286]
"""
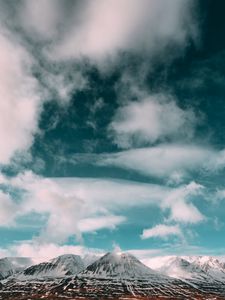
[81, 251, 165, 279]
[157, 256, 209, 280]
[2, 253, 225, 299]
[0, 257, 32, 279]
[184, 256, 225, 281]
[49, 252, 205, 299]
[20, 254, 84, 279]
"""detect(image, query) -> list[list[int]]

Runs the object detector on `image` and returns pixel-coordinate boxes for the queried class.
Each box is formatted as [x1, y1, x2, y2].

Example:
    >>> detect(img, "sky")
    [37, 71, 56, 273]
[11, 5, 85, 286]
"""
[0, 0, 225, 262]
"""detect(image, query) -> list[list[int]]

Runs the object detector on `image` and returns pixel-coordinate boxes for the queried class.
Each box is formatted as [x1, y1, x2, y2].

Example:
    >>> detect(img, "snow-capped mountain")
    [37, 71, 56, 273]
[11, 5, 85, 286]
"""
[20, 254, 84, 278]
[51, 254, 85, 275]
[184, 255, 225, 281]
[48, 252, 206, 299]
[82, 253, 100, 267]
[145, 255, 225, 281]
[0, 257, 32, 279]
[1, 253, 225, 299]
[81, 251, 170, 280]
[156, 256, 209, 280]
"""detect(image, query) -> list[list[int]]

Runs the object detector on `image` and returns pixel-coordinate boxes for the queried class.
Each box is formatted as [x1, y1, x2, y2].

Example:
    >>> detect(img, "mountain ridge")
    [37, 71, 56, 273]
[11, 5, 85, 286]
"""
[1, 252, 225, 299]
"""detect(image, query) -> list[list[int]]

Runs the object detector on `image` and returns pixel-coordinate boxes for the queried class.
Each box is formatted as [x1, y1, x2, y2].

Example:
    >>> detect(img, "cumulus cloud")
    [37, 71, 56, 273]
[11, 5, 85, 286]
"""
[0, 2, 88, 167]
[49, 0, 198, 63]
[0, 30, 42, 164]
[162, 182, 205, 223]
[0, 191, 19, 226]
[109, 95, 197, 148]
[141, 224, 182, 240]
[4, 241, 104, 264]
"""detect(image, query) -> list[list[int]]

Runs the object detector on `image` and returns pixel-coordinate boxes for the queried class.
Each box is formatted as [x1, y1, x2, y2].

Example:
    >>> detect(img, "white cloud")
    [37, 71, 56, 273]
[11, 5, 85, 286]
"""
[41, 70, 87, 104]
[5, 171, 169, 242]
[0, 191, 19, 226]
[0, 30, 42, 164]
[78, 215, 126, 233]
[0, 0, 200, 167]
[19, 0, 62, 40]
[0, 172, 205, 243]
[141, 255, 177, 270]
[50, 0, 197, 63]
[8, 242, 104, 264]
[127, 249, 163, 260]
[98, 144, 214, 180]
[162, 182, 205, 223]
[141, 224, 182, 240]
[109, 96, 197, 148]
[205, 149, 225, 171]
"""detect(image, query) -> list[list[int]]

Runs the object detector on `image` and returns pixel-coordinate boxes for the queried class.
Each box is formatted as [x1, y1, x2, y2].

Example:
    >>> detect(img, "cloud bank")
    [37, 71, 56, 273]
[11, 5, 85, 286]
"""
[0, 171, 206, 244]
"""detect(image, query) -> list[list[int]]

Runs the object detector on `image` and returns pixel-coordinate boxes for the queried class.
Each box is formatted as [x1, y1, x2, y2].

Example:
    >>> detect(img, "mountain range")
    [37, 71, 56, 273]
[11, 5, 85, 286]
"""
[1, 252, 225, 299]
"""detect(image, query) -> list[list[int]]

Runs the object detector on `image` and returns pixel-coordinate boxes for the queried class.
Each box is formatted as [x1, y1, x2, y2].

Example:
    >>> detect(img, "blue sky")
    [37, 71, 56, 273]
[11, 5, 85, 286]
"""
[0, 0, 225, 261]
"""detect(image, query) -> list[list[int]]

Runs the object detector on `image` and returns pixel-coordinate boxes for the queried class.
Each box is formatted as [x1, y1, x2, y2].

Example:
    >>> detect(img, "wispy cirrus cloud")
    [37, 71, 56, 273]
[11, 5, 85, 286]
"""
[78, 215, 126, 233]
[97, 144, 214, 181]
[141, 224, 182, 240]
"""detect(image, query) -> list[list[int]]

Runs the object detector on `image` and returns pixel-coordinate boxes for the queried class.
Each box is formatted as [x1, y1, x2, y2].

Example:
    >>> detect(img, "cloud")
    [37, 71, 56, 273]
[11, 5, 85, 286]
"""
[19, 0, 62, 40]
[0, 30, 42, 164]
[40, 69, 87, 104]
[5, 241, 104, 264]
[0, 191, 19, 226]
[0, 0, 200, 168]
[5, 171, 169, 243]
[109, 95, 197, 148]
[49, 0, 198, 63]
[205, 149, 225, 172]
[162, 182, 205, 223]
[141, 224, 182, 240]
[0, 171, 206, 243]
[97, 144, 214, 180]
[78, 215, 126, 233]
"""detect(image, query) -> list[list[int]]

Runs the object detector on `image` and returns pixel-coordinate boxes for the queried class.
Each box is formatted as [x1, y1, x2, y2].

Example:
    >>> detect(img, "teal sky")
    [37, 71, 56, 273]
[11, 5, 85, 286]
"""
[0, 0, 225, 260]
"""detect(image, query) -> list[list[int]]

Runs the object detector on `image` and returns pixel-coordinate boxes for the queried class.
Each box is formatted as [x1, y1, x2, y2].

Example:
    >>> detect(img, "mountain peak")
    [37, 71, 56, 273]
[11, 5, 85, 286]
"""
[0, 257, 32, 279]
[81, 251, 166, 280]
[21, 254, 84, 278]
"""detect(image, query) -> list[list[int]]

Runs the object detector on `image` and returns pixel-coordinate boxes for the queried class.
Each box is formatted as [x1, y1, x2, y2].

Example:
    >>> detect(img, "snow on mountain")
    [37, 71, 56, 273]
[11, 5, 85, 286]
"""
[49, 252, 199, 299]
[51, 254, 84, 275]
[82, 253, 100, 267]
[156, 256, 208, 280]
[19, 254, 84, 279]
[183, 256, 225, 281]
[0, 257, 32, 279]
[145, 255, 225, 283]
[81, 251, 170, 280]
